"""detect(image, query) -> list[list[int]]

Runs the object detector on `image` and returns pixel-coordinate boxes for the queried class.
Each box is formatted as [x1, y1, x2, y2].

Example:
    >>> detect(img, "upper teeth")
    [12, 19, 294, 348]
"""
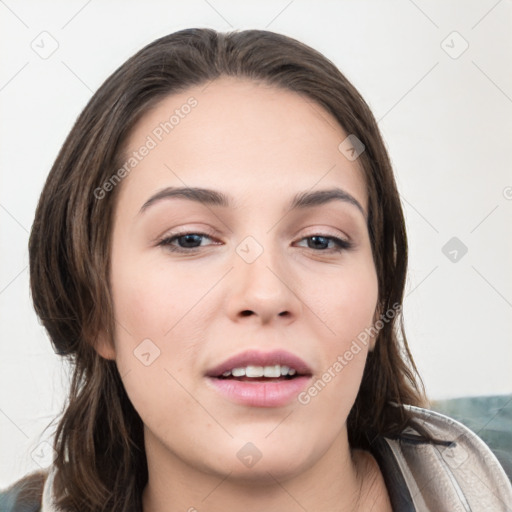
[222, 365, 297, 378]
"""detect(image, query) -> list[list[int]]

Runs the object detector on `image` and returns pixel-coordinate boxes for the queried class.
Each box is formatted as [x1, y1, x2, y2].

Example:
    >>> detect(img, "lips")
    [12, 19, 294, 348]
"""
[205, 349, 312, 378]
[205, 350, 313, 407]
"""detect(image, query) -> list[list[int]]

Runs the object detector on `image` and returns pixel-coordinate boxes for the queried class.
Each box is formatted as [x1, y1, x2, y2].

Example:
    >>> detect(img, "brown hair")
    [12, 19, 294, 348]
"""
[28, 28, 429, 511]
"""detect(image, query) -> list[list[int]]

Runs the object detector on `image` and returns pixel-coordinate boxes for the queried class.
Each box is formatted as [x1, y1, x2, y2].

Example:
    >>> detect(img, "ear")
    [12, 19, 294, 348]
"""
[93, 330, 116, 360]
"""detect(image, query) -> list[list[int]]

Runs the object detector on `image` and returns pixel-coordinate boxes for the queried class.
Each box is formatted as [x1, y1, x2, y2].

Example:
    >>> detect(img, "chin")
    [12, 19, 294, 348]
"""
[199, 435, 317, 483]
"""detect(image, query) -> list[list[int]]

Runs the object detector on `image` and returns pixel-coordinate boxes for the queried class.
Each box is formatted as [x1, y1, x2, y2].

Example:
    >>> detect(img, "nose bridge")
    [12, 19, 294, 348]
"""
[235, 232, 285, 293]
[227, 232, 300, 322]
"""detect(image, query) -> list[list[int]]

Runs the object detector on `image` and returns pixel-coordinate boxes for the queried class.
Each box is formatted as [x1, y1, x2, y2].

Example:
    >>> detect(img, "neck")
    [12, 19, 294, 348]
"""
[141, 428, 391, 512]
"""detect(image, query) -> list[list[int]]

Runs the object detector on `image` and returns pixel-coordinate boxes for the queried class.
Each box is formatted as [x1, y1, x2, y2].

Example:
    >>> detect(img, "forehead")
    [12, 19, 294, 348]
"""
[118, 77, 368, 214]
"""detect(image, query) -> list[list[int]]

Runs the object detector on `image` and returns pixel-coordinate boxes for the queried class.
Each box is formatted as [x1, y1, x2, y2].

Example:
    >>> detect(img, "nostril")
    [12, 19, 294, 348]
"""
[240, 310, 253, 317]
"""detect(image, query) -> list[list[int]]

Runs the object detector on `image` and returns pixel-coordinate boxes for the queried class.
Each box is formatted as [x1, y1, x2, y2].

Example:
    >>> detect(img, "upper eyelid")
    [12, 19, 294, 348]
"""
[159, 230, 350, 245]
[157, 233, 353, 258]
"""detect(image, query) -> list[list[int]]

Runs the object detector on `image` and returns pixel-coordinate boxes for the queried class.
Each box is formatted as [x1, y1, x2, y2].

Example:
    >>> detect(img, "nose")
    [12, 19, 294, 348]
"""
[225, 238, 303, 325]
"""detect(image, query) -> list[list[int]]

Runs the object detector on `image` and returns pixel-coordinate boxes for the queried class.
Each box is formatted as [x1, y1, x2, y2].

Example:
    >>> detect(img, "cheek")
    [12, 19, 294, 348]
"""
[110, 272, 196, 438]
[305, 259, 379, 347]
[109, 254, 215, 420]
[296, 259, 378, 410]
[110, 253, 208, 341]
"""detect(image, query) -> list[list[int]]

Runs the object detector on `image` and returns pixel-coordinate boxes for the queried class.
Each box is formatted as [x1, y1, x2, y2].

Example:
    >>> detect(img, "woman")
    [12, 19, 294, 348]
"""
[2, 28, 511, 511]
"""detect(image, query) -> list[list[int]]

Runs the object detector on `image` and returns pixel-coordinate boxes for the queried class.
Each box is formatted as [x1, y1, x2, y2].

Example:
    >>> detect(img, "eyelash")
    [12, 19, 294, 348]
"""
[157, 231, 353, 254]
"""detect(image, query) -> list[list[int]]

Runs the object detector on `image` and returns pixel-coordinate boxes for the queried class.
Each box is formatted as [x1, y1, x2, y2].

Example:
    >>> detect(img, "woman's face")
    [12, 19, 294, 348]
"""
[104, 77, 379, 480]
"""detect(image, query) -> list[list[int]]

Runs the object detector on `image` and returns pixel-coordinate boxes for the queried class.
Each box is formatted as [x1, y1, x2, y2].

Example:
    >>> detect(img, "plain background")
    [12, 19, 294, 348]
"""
[1, 0, 511, 487]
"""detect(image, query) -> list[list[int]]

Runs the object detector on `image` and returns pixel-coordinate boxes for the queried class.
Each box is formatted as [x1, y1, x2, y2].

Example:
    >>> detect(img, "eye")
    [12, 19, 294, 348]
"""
[157, 232, 217, 253]
[295, 235, 353, 253]
[157, 232, 353, 255]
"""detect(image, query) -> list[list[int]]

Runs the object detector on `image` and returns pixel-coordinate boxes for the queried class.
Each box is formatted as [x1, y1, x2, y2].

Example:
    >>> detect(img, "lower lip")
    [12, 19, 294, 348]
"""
[206, 376, 311, 407]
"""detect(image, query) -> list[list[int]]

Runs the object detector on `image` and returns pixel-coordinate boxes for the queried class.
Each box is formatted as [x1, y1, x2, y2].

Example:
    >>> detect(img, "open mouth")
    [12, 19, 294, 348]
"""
[218, 376, 298, 381]
[214, 364, 307, 382]
[205, 350, 313, 407]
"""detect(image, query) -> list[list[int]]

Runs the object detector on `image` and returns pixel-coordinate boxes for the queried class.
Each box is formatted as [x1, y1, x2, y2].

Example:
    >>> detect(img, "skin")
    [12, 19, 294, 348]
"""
[97, 77, 392, 511]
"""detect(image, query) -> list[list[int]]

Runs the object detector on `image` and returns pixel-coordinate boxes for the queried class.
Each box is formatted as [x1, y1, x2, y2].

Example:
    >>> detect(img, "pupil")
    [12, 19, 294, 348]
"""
[180, 234, 202, 247]
[309, 236, 328, 249]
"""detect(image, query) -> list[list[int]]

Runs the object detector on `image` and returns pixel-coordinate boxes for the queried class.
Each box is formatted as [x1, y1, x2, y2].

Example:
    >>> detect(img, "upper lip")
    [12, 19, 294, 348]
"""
[206, 349, 313, 377]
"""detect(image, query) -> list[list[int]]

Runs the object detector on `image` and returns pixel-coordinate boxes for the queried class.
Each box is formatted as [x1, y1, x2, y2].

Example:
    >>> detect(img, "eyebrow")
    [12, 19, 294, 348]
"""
[139, 186, 366, 218]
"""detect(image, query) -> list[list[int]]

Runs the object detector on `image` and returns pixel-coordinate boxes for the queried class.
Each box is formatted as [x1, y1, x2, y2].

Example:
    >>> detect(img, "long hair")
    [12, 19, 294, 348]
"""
[28, 28, 429, 511]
